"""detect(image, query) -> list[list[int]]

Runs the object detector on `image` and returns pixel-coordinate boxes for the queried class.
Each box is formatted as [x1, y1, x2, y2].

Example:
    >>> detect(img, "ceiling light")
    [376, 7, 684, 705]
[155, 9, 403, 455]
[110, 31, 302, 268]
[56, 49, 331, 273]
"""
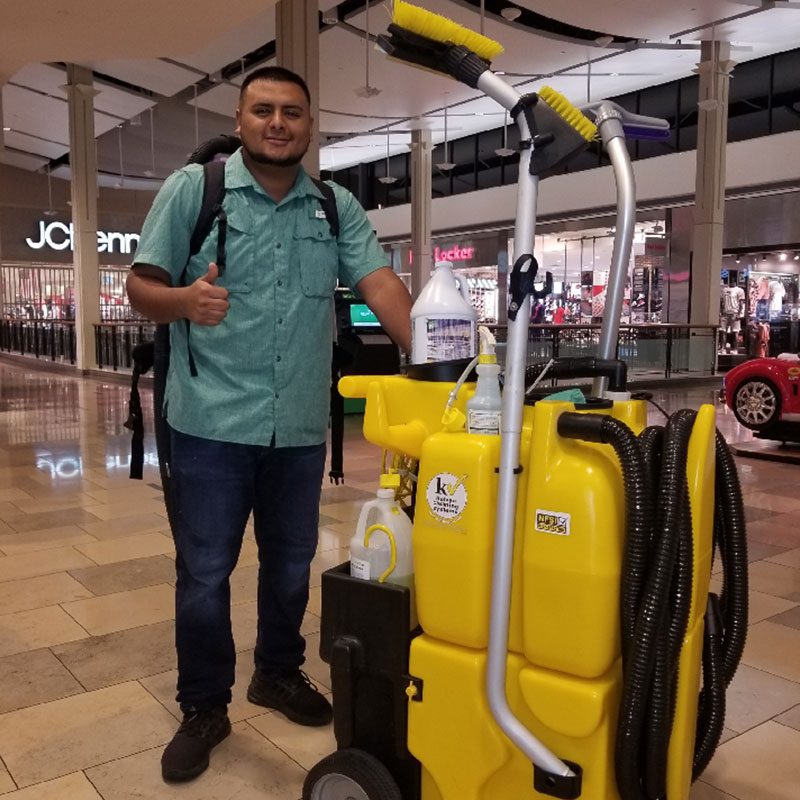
[355, 85, 381, 98]
[595, 35, 614, 47]
[2, 126, 10, 132]
[779, 252, 787, 261]
[436, 161, 456, 171]
[500, 6, 521, 21]
[495, 110, 514, 158]
[378, 176, 398, 184]
[795, 254, 800, 261]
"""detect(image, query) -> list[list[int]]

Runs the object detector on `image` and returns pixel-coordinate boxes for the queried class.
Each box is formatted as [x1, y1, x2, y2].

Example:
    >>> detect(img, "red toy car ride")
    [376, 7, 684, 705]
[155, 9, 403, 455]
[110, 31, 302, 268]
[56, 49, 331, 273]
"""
[723, 353, 800, 434]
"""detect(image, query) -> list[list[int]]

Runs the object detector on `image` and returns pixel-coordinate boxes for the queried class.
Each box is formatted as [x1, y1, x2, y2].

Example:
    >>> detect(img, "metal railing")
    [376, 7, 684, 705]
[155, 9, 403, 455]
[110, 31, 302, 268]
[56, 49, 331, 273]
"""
[2, 320, 719, 380]
[0, 319, 77, 364]
[94, 322, 156, 370]
[487, 323, 719, 379]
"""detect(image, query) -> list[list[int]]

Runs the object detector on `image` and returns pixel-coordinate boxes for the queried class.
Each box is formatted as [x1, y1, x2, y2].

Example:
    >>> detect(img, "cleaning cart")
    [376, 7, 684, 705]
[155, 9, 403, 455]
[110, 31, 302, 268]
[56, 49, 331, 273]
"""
[304, 4, 748, 799]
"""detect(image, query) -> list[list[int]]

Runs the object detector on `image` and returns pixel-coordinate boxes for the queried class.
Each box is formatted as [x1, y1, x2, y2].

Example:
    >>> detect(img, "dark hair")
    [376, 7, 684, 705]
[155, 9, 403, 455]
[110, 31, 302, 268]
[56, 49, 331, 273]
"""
[239, 66, 311, 106]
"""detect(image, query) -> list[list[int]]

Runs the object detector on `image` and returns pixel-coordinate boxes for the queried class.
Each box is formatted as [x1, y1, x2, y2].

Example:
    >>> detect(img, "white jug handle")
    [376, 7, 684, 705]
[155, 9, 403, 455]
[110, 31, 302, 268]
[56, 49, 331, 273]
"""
[364, 524, 397, 582]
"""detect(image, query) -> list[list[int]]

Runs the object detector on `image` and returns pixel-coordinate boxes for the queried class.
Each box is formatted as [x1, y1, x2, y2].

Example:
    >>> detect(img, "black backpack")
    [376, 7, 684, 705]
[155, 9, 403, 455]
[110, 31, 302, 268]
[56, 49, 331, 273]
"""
[125, 136, 340, 523]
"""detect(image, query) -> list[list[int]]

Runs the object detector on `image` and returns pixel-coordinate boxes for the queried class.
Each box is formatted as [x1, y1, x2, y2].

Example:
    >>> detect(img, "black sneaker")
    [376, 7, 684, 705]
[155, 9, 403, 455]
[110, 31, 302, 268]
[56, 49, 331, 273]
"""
[247, 668, 332, 726]
[161, 706, 231, 782]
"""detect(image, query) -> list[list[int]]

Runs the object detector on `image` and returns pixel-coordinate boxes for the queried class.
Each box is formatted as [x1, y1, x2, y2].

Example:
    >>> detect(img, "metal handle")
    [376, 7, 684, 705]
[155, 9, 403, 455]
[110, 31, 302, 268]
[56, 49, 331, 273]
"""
[582, 101, 670, 138]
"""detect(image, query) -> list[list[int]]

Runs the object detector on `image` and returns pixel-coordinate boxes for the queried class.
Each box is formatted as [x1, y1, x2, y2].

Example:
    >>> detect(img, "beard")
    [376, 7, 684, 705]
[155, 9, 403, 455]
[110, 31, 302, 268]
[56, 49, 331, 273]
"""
[242, 139, 308, 167]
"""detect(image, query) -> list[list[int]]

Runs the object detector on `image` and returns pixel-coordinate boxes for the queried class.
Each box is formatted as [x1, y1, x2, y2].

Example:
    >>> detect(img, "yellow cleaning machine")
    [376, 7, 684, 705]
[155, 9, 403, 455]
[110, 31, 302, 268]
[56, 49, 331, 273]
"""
[304, 4, 748, 799]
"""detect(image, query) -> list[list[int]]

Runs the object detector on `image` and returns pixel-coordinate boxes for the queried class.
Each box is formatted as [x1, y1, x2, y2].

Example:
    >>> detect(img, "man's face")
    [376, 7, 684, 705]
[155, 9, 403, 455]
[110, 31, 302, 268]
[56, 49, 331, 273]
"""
[236, 79, 312, 168]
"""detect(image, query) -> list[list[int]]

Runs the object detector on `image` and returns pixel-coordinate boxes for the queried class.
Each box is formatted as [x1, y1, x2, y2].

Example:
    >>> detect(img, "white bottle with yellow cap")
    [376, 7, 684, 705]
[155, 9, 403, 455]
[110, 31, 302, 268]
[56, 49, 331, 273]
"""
[466, 325, 502, 435]
[350, 473, 414, 596]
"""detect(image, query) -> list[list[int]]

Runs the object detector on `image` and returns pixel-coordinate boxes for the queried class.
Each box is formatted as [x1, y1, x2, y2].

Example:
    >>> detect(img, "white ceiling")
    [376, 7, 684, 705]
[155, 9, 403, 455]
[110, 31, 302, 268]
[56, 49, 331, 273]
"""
[2, 0, 800, 183]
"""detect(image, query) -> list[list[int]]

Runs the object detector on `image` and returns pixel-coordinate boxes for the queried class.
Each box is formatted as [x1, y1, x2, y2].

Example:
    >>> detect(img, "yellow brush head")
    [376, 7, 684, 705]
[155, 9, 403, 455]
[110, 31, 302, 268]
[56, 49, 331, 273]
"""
[538, 86, 597, 142]
[392, 0, 504, 61]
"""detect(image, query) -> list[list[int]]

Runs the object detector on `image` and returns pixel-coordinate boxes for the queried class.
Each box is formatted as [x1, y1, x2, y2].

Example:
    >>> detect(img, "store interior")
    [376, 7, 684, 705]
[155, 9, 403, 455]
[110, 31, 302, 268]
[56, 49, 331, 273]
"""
[720, 250, 800, 358]
[434, 218, 668, 325]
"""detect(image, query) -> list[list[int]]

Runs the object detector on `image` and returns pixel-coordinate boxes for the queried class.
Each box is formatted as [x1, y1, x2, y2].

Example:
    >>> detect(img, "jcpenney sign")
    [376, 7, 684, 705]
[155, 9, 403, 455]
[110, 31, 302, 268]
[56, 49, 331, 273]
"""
[25, 221, 140, 255]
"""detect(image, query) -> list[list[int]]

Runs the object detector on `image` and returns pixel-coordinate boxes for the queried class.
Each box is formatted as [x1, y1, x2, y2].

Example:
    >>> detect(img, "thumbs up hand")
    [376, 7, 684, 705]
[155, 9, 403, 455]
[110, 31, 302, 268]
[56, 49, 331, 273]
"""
[183, 262, 230, 325]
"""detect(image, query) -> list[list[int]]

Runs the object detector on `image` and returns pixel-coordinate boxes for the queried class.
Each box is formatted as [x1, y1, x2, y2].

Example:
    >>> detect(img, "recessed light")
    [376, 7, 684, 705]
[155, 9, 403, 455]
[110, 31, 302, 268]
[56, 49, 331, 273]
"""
[2, 126, 10, 132]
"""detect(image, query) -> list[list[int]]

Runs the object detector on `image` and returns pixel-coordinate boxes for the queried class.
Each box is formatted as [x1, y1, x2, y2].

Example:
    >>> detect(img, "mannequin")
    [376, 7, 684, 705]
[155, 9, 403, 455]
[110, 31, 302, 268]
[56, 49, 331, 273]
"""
[769, 279, 786, 313]
[719, 282, 745, 352]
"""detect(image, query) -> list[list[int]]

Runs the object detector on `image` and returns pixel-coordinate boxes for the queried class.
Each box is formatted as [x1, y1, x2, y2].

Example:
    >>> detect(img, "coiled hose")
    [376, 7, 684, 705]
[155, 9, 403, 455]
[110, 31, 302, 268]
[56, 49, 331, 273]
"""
[557, 409, 748, 800]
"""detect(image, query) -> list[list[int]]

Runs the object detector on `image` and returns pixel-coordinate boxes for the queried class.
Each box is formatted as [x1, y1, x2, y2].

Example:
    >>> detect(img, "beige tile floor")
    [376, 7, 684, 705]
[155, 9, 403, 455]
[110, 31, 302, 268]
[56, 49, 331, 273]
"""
[0, 361, 798, 799]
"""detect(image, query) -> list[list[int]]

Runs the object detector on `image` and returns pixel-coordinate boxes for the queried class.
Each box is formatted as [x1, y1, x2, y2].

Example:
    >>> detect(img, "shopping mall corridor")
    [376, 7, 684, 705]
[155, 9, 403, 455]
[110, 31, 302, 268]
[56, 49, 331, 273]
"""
[0, 360, 797, 799]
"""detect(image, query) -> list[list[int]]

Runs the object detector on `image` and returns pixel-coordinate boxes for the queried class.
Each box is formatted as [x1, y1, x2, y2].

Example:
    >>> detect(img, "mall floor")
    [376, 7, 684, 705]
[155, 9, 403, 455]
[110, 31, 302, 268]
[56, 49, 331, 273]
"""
[0, 360, 797, 800]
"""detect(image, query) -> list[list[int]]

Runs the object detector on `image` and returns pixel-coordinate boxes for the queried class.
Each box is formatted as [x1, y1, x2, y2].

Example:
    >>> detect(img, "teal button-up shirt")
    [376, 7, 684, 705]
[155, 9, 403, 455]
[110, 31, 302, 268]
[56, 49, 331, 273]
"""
[133, 149, 388, 447]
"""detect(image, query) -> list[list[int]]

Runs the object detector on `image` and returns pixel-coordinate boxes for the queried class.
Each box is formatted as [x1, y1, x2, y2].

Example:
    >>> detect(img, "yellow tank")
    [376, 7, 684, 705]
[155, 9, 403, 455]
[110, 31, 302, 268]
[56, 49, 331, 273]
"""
[339, 375, 717, 800]
[412, 428, 527, 653]
[521, 399, 647, 678]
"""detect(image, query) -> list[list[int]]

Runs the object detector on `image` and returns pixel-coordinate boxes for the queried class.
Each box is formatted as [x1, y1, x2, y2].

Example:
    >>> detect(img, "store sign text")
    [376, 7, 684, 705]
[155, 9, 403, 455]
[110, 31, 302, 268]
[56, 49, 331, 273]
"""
[409, 245, 475, 264]
[25, 221, 140, 255]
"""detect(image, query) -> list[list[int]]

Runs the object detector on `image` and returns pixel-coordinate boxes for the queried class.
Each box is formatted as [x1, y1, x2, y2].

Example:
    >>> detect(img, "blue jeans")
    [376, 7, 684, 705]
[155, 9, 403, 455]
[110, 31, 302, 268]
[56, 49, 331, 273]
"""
[168, 427, 326, 711]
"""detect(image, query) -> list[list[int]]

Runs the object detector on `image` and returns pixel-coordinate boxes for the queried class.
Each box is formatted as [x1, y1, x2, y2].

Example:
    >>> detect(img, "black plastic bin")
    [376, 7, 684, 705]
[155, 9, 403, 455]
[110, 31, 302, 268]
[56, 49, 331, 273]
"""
[319, 562, 421, 800]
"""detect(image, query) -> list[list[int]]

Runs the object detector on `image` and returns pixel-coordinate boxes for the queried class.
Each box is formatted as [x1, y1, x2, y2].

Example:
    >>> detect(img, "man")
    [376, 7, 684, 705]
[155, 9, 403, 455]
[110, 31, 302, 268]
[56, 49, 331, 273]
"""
[127, 66, 412, 783]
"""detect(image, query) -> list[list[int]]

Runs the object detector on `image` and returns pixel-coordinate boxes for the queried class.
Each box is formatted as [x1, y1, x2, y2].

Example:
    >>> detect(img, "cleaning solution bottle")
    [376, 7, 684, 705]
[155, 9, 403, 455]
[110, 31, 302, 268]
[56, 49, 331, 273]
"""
[350, 472, 416, 626]
[411, 260, 477, 363]
[350, 473, 414, 588]
[466, 325, 502, 435]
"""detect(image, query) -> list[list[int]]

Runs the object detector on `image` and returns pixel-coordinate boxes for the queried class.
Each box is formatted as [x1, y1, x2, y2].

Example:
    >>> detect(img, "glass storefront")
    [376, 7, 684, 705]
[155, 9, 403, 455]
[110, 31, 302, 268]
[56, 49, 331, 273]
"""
[721, 251, 800, 356]
[387, 221, 666, 325]
[517, 220, 666, 325]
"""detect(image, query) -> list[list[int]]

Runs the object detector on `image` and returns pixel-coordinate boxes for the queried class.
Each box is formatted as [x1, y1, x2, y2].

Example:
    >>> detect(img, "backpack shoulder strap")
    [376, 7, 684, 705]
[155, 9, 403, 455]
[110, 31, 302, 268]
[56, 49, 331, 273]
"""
[181, 160, 227, 377]
[188, 160, 227, 264]
[310, 177, 339, 239]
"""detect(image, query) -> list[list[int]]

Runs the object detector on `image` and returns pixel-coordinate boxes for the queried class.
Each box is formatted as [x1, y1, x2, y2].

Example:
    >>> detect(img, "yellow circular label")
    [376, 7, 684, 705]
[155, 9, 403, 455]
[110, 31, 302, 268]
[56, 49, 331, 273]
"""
[788, 367, 800, 378]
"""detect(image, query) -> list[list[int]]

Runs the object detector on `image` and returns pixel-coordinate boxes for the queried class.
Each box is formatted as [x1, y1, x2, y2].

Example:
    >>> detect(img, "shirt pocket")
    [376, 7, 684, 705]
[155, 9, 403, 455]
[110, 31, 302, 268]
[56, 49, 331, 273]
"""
[219, 205, 254, 294]
[294, 212, 338, 297]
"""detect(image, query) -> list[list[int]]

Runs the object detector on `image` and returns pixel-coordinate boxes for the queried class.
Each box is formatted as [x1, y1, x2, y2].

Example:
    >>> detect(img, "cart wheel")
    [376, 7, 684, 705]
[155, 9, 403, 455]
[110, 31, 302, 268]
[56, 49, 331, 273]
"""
[303, 748, 403, 800]
[732, 378, 780, 430]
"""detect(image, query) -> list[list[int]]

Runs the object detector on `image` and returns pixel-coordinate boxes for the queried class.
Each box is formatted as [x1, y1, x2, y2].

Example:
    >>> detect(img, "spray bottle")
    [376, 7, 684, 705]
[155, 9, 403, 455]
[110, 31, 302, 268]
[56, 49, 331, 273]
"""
[411, 260, 477, 363]
[466, 325, 502, 435]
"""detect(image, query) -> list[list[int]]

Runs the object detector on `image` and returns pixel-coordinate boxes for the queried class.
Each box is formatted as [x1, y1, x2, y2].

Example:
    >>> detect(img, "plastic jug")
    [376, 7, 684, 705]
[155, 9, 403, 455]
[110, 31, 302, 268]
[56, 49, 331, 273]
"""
[350, 474, 416, 625]
[411, 260, 477, 363]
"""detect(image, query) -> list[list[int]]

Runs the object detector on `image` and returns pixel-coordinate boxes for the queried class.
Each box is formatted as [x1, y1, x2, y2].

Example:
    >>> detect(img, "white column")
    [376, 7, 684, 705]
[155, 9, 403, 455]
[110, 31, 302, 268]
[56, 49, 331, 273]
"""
[690, 40, 734, 325]
[410, 129, 432, 300]
[65, 64, 101, 372]
[276, 0, 320, 176]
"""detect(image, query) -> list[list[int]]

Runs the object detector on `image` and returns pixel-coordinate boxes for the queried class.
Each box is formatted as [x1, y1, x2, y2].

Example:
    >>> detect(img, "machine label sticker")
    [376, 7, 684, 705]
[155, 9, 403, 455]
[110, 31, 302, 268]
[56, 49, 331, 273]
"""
[534, 509, 571, 536]
[426, 472, 468, 523]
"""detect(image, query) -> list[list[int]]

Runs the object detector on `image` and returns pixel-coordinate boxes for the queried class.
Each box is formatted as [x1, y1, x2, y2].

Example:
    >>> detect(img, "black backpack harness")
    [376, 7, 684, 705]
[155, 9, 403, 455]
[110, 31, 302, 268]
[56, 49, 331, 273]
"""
[126, 150, 340, 500]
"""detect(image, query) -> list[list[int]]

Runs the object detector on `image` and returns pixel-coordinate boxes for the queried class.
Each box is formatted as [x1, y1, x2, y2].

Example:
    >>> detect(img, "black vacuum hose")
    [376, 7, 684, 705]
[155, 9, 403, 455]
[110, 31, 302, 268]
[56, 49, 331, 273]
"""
[557, 408, 748, 800]
[690, 433, 749, 779]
